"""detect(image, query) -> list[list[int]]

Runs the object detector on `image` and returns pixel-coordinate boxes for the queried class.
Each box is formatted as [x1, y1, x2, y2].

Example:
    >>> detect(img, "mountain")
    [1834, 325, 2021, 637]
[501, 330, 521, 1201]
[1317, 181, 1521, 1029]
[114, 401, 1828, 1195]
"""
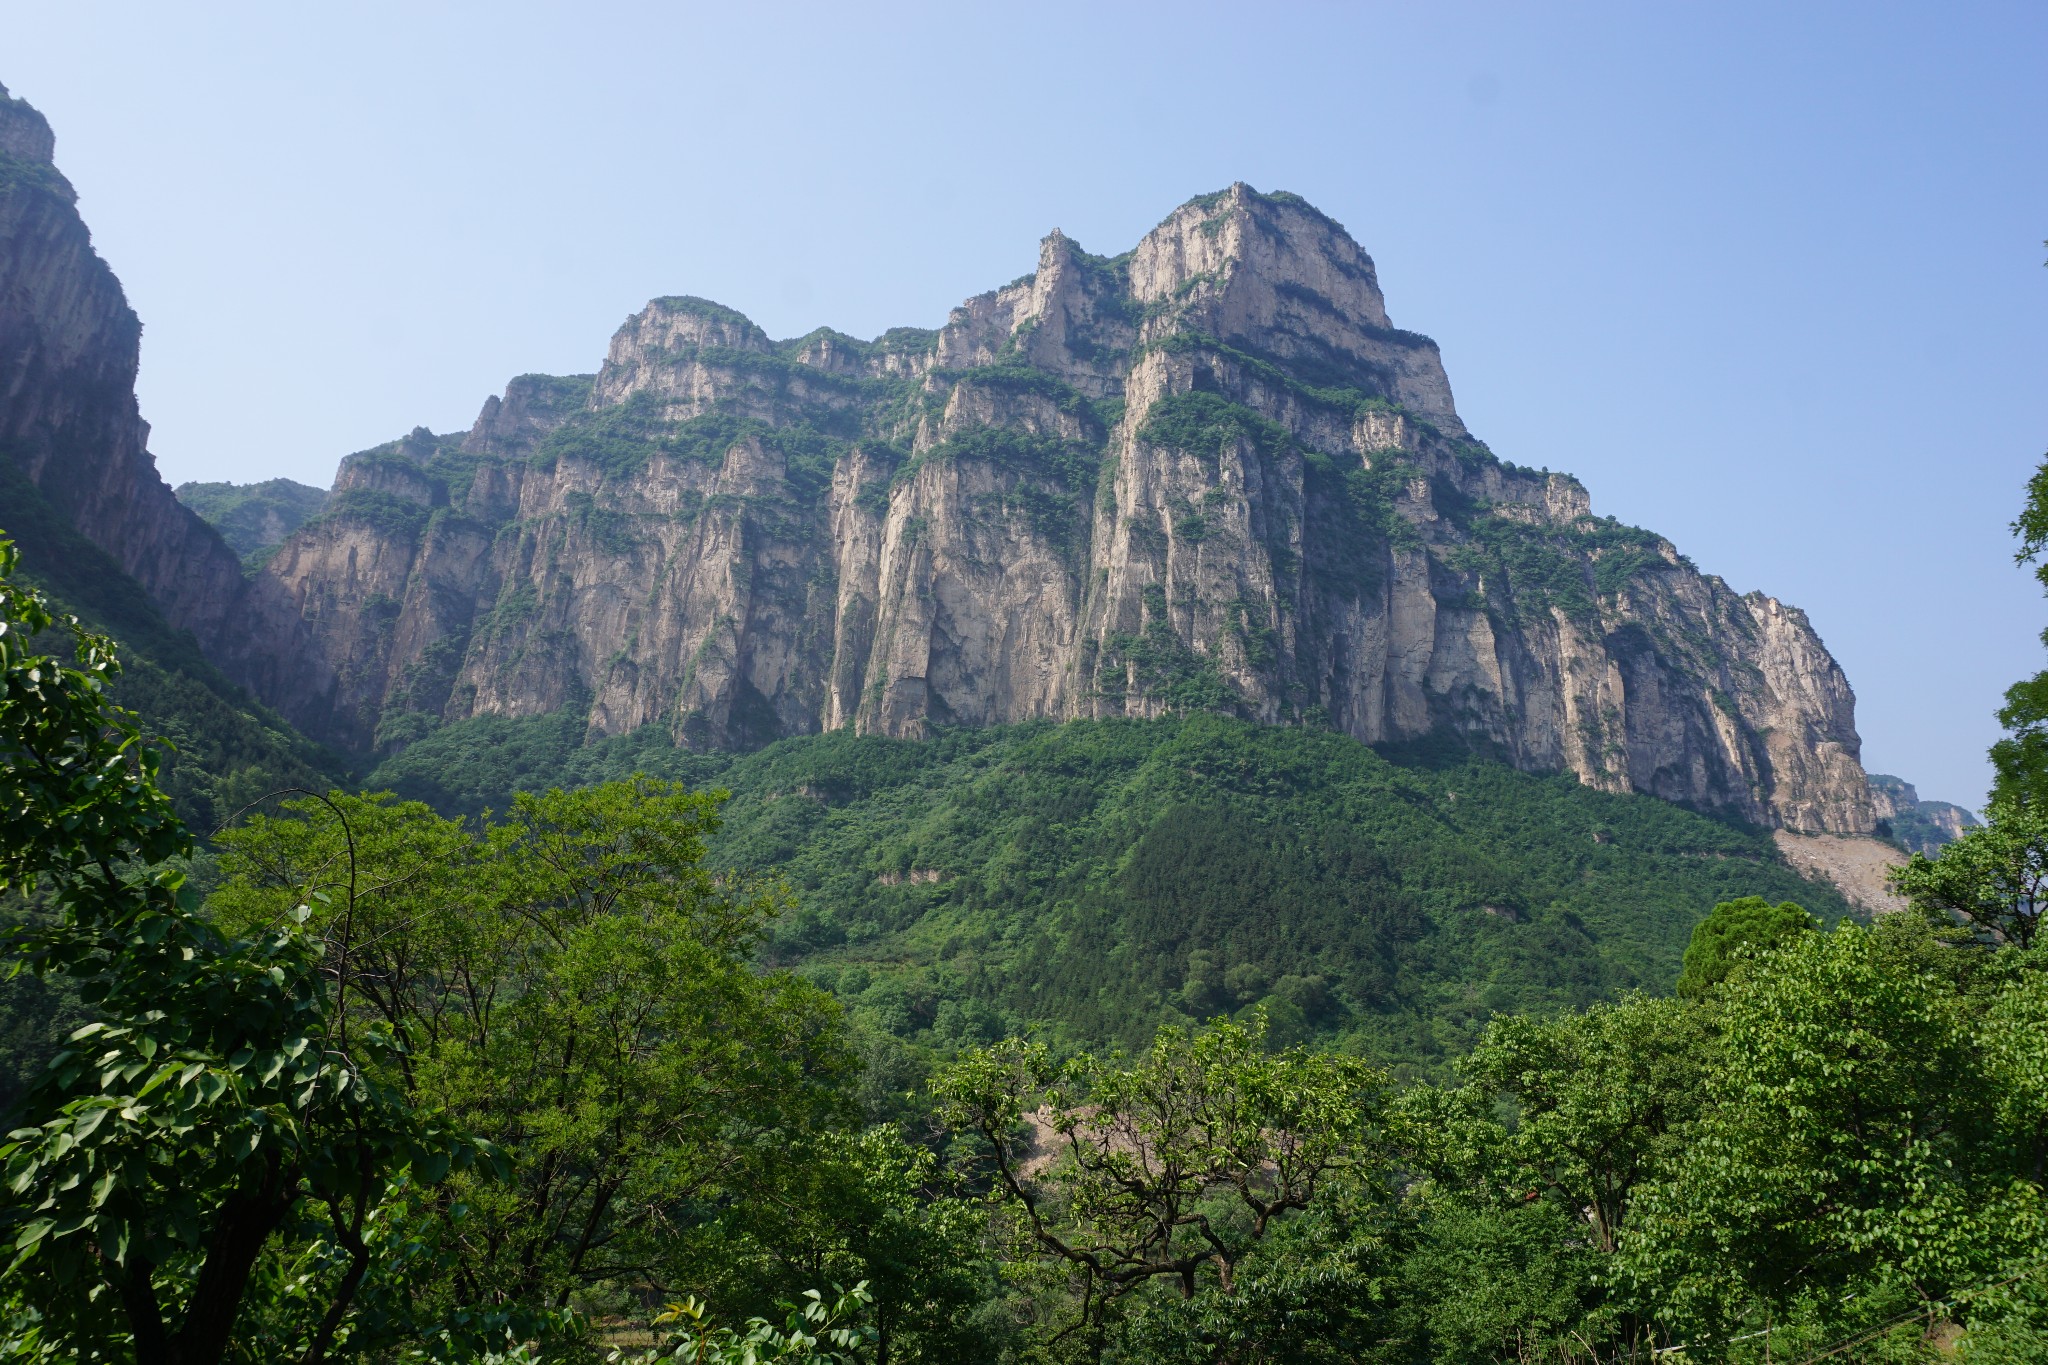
[0, 78, 1951, 1061]
[1868, 772, 1979, 855]
[0, 82, 331, 715]
[0, 78, 1891, 842]
[237, 186, 1872, 831]
[174, 477, 329, 566]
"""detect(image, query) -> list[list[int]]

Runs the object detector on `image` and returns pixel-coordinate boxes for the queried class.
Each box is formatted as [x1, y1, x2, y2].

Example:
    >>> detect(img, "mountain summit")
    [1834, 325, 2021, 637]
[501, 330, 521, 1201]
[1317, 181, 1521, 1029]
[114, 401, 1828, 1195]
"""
[237, 184, 1872, 831]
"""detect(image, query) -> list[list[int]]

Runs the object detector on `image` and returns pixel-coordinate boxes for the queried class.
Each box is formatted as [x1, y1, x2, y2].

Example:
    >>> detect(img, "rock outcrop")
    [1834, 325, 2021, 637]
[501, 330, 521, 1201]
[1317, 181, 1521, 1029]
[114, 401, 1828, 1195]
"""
[242, 184, 1876, 832]
[1867, 773, 1979, 854]
[0, 83, 325, 703]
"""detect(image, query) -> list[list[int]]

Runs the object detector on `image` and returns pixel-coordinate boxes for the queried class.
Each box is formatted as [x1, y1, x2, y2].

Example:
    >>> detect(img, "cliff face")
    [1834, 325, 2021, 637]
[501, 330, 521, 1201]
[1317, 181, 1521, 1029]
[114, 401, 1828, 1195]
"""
[248, 184, 1874, 832]
[0, 83, 325, 704]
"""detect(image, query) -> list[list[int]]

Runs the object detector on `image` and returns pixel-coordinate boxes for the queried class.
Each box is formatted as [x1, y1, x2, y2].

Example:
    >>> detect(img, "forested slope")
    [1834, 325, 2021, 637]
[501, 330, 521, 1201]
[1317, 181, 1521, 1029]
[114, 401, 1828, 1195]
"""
[370, 712, 1850, 1066]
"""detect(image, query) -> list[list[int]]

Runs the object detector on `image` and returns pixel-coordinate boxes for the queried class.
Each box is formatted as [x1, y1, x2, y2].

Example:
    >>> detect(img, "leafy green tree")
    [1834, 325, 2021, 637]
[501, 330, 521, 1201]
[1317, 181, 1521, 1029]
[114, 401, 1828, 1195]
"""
[1674, 896, 1815, 997]
[683, 1127, 996, 1365]
[1981, 959, 2048, 1185]
[935, 1015, 1386, 1358]
[1391, 1197, 1596, 1365]
[608, 1282, 874, 1365]
[1622, 916, 2026, 1342]
[1892, 799, 2048, 948]
[0, 536, 468, 1365]
[1395, 993, 1707, 1359]
[209, 781, 853, 1328]
[1432, 993, 1707, 1257]
[1993, 453, 2048, 807]
[1110, 1181, 1407, 1365]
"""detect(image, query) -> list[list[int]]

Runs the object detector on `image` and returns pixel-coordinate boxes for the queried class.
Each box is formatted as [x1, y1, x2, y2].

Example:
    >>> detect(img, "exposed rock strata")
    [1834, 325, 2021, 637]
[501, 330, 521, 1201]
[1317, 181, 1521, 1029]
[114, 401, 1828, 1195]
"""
[249, 185, 1875, 832]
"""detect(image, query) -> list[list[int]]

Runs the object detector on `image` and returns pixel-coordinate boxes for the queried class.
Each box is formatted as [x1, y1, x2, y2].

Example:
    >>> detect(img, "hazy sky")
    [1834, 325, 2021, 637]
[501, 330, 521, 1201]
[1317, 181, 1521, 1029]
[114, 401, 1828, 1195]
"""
[6, 2, 2044, 808]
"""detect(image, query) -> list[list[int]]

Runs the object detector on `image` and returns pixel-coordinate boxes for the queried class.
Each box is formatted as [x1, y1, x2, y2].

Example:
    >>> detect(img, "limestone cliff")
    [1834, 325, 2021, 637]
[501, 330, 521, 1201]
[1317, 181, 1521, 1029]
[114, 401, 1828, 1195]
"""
[247, 184, 1875, 832]
[0, 83, 325, 704]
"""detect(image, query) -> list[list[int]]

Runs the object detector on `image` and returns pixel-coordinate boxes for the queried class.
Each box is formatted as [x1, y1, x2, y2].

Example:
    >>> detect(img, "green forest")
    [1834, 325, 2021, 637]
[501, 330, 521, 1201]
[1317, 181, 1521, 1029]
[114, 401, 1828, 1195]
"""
[6, 450, 2048, 1362]
[367, 712, 1850, 1070]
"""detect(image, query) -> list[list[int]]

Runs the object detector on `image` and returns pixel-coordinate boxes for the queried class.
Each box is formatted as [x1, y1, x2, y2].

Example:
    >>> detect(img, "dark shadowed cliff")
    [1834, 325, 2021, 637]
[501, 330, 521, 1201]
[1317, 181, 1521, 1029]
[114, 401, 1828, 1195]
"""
[0, 82, 327, 711]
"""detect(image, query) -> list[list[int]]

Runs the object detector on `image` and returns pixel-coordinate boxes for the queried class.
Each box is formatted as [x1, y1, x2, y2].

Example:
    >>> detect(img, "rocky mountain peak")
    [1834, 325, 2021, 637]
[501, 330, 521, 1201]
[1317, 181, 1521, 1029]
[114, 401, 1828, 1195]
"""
[0, 83, 57, 166]
[1133, 185, 1462, 430]
[1129, 183, 1386, 320]
[1868, 773, 1981, 855]
[463, 373, 594, 458]
[593, 295, 775, 409]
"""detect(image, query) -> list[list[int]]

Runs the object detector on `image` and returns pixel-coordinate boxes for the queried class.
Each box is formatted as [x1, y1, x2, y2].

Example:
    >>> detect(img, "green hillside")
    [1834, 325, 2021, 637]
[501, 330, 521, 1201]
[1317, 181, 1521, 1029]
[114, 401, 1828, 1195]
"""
[173, 476, 329, 566]
[369, 712, 1850, 1069]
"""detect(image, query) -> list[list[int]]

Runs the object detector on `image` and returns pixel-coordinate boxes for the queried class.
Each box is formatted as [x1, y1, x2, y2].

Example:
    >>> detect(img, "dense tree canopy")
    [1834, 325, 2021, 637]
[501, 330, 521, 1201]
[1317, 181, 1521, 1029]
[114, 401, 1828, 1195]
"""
[0, 538, 470, 1365]
[1991, 452, 2048, 807]
[208, 783, 855, 1327]
[1892, 797, 2048, 948]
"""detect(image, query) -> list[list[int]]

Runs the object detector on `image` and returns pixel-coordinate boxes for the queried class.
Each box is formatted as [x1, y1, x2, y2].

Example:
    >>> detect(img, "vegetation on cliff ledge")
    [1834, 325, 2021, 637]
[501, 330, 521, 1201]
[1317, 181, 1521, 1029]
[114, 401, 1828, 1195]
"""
[173, 477, 330, 565]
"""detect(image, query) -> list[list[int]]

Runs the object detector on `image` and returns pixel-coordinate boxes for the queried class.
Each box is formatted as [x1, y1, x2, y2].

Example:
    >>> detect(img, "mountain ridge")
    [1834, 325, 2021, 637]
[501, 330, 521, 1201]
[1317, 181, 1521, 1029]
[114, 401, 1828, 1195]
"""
[243, 182, 1873, 831]
[0, 82, 1880, 835]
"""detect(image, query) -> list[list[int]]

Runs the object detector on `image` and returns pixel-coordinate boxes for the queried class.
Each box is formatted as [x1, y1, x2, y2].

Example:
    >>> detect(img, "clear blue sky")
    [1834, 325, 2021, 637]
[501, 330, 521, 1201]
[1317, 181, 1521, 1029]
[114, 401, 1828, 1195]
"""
[7, 2, 2044, 809]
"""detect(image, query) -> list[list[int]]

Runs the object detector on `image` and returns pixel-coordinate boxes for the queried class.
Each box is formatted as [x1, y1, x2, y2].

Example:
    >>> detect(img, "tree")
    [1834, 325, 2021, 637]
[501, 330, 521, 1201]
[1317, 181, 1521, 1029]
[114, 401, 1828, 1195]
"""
[684, 1126, 997, 1365]
[1674, 897, 1815, 998]
[1430, 993, 1708, 1257]
[934, 1015, 1386, 1358]
[609, 1282, 874, 1365]
[208, 780, 854, 1326]
[1111, 1189, 1406, 1365]
[1891, 798, 2048, 948]
[1621, 916, 2019, 1342]
[0, 535, 467, 1365]
[1395, 993, 1708, 1360]
[1391, 1196, 1597, 1365]
[1980, 962, 2048, 1184]
[1991, 453, 2048, 807]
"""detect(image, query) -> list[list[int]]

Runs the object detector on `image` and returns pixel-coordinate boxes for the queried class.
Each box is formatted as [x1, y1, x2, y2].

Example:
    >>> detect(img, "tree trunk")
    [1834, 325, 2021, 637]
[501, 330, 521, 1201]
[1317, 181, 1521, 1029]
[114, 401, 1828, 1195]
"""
[116, 1255, 170, 1365]
[170, 1166, 294, 1365]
